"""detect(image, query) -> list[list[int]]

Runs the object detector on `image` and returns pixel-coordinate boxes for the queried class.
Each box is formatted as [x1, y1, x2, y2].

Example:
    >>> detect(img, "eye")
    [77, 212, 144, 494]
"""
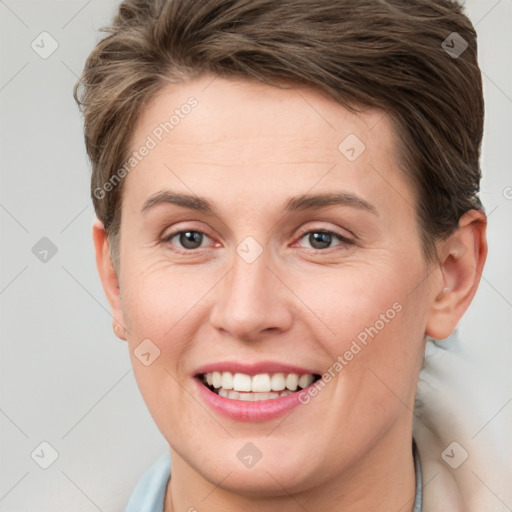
[296, 230, 353, 250]
[164, 230, 212, 250]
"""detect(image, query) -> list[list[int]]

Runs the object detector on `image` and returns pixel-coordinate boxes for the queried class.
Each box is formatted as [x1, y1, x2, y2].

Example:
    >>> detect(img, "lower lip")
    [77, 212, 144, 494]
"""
[194, 378, 308, 422]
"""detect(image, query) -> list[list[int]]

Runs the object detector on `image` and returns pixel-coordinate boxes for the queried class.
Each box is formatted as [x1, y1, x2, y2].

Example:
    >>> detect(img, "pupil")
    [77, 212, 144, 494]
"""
[180, 231, 202, 249]
[310, 232, 331, 249]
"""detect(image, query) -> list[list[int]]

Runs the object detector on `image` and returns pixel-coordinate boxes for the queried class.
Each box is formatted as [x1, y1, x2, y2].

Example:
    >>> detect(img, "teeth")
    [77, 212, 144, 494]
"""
[212, 371, 222, 388]
[252, 374, 271, 392]
[285, 374, 299, 391]
[203, 371, 316, 397]
[221, 372, 233, 390]
[271, 373, 286, 391]
[233, 373, 252, 392]
[227, 391, 284, 401]
[298, 374, 314, 389]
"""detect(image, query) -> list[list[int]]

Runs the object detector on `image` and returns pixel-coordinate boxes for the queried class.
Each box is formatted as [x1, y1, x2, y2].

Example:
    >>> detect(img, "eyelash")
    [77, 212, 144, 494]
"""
[162, 227, 354, 253]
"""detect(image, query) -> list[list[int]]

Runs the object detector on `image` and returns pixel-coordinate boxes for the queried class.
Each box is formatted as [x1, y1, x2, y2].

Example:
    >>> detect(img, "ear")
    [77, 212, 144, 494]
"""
[425, 209, 487, 340]
[92, 219, 127, 341]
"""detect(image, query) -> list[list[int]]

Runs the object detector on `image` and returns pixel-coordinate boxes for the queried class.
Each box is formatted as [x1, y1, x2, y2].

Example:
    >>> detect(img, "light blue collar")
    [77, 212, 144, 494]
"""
[413, 438, 423, 512]
[125, 452, 170, 512]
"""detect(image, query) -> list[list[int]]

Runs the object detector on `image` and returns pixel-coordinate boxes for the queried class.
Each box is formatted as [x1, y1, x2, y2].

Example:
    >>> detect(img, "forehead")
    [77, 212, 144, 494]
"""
[124, 74, 413, 217]
[133, 75, 394, 160]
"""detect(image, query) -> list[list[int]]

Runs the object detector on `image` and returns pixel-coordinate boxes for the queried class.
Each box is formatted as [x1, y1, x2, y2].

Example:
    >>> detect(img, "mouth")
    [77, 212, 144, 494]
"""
[197, 371, 322, 401]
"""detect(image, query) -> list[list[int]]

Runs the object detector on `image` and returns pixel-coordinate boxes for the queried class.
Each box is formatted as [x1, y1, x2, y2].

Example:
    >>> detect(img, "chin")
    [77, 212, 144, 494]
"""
[178, 433, 323, 496]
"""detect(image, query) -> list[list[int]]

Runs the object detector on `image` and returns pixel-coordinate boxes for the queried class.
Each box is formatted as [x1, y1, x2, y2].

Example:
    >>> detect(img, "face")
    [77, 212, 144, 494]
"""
[111, 75, 438, 497]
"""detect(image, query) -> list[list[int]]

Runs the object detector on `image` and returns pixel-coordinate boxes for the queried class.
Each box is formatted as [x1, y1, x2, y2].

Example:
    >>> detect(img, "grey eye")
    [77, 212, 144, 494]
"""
[171, 231, 206, 249]
[307, 232, 333, 249]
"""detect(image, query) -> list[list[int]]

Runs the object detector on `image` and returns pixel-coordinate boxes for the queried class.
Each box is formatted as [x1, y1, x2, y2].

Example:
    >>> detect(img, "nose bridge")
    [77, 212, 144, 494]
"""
[210, 244, 292, 340]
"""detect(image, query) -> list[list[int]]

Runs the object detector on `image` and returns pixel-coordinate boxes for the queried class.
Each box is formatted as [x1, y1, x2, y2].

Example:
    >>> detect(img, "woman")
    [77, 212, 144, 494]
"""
[74, 0, 502, 510]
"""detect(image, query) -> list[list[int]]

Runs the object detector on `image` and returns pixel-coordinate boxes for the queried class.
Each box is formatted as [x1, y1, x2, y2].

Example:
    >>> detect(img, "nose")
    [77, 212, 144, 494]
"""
[209, 248, 293, 342]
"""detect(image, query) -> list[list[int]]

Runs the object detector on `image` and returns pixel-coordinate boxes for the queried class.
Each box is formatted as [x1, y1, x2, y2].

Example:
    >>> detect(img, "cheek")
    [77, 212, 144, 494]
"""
[119, 260, 227, 413]
[287, 260, 428, 413]
[121, 260, 216, 339]
[120, 264, 213, 442]
[290, 261, 425, 351]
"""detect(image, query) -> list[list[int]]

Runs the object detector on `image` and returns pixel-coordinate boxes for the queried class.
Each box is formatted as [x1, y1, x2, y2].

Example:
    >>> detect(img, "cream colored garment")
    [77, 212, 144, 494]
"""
[413, 333, 511, 511]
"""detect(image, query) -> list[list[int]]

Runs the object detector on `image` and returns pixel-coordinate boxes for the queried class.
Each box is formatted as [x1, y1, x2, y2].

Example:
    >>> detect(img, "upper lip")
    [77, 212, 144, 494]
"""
[194, 361, 320, 377]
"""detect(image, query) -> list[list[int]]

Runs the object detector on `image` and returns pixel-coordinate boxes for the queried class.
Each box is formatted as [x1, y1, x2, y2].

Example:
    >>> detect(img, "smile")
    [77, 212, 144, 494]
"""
[200, 371, 321, 401]
[193, 363, 322, 421]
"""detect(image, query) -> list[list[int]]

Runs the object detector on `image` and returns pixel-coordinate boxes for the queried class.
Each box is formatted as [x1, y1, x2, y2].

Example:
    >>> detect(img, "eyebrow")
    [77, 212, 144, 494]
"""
[141, 190, 377, 216]
[142, 191, 216, 215]
[284, 192, 377, 215]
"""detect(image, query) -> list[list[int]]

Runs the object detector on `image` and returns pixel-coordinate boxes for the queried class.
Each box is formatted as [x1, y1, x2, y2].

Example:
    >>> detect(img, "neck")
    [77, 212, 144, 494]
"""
[164, 422, 416, 512]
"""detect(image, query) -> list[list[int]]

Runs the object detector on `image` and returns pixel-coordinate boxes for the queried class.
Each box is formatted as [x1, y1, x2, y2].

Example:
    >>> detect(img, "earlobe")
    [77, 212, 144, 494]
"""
[92, 219, 127, 341]
[425, 209, 487, 340]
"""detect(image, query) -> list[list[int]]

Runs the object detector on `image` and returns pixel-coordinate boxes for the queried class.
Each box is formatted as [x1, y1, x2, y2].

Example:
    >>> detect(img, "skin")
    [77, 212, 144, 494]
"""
[94, 74, 486, 511]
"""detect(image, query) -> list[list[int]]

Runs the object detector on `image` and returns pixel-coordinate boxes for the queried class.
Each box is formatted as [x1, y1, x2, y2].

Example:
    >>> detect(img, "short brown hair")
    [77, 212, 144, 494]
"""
[74, 0, 484, 266]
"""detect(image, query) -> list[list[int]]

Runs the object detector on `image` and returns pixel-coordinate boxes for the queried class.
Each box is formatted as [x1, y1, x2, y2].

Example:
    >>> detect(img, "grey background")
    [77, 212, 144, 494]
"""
[0, 0, 511, 510]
